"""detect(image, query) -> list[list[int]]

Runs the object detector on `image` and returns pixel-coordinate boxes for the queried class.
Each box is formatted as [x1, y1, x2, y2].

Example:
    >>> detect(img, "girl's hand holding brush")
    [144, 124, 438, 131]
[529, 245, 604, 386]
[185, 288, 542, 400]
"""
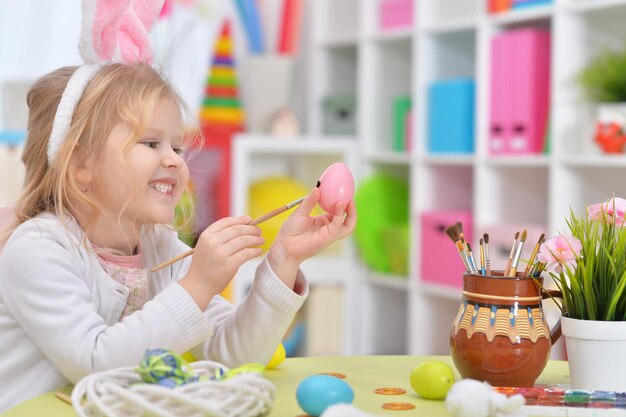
[179, 216, 265, 310]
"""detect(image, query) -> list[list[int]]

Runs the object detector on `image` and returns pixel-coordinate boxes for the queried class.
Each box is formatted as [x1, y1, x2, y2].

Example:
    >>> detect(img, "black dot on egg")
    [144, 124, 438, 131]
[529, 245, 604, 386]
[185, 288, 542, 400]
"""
[316, 180, 321, 188]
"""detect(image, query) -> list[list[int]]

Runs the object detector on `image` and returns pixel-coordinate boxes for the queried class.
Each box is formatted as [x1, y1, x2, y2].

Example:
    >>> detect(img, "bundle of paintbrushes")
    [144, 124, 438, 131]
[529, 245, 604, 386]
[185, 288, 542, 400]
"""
[443, 222, 547, 277]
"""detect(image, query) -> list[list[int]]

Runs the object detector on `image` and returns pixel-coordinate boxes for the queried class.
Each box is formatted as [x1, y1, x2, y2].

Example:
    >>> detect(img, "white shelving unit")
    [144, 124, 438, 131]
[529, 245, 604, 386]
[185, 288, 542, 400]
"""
[229, 135, 361, 355]
[308, 0, 626, 356]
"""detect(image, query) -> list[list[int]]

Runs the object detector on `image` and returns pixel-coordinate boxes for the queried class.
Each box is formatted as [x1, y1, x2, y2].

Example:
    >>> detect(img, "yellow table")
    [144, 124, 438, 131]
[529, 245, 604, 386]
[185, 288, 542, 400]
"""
[1, 355, 571, 417]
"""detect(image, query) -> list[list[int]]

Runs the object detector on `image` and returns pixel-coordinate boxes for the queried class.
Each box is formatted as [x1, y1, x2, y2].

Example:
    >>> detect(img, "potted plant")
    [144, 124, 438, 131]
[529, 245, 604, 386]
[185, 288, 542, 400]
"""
[537, 197, 626, 390]
[578, 48, 626, 153]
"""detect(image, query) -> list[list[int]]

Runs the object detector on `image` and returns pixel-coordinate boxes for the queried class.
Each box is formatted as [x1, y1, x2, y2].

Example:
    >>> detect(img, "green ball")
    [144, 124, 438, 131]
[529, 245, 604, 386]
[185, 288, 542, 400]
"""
[409, 360, 455, 400]
[353, 174, 409, 272]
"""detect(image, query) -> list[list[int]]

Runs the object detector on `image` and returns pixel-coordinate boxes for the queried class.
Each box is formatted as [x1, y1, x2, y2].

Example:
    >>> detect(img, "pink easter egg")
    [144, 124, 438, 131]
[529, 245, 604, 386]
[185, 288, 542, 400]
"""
[317, 162, 354, 213]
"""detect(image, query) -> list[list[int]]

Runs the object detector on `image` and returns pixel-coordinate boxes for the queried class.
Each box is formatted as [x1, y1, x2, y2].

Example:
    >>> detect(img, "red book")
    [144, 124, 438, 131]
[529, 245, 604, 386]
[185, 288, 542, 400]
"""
[278, 0, 302, 55]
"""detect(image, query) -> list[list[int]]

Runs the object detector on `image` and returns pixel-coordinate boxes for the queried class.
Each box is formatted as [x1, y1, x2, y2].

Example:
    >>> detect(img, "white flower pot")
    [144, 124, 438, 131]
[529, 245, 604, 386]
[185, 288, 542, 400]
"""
[561, 316, 626, 391]
[596, 102, 626, 126]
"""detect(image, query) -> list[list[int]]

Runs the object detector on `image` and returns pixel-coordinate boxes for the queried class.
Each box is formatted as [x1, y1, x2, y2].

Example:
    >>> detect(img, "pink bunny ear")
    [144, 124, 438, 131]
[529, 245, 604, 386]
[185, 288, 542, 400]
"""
[79, 0, 164, 64]
[48, 0, 165, 164]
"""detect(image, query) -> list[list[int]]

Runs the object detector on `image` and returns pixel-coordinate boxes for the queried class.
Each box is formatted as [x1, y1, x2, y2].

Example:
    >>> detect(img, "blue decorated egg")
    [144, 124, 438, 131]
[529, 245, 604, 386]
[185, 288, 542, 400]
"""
[296, 375, 354, 416]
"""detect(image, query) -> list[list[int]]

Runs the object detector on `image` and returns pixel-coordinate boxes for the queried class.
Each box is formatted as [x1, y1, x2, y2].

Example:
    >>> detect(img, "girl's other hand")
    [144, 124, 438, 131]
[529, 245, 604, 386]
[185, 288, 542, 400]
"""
[179, 216, 264, 310]
[268, 187, 357, 289]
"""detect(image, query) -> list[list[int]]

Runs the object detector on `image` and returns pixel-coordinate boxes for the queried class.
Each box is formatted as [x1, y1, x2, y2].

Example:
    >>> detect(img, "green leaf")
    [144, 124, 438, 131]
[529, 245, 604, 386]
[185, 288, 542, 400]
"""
[605, 269, 626, 320]
[578, 46, 626, 102]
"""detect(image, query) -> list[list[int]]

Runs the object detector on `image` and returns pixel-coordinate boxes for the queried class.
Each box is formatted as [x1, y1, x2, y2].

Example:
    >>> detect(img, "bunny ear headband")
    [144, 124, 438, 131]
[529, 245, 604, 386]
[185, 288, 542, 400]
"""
[47, 0, 164, 164]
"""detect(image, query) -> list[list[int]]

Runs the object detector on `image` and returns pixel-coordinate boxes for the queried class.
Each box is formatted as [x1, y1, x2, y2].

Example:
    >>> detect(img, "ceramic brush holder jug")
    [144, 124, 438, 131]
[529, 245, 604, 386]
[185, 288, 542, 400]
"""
[449, 270, 562, 387]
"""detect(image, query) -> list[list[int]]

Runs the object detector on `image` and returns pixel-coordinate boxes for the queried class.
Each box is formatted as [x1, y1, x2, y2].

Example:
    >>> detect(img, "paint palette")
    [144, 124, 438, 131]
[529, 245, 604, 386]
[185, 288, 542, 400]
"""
[494, 385, 626, 416]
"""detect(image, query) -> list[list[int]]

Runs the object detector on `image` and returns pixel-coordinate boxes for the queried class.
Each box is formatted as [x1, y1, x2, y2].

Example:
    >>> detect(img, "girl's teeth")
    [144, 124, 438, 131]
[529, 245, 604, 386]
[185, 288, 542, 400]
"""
[152, 183, 173, 194]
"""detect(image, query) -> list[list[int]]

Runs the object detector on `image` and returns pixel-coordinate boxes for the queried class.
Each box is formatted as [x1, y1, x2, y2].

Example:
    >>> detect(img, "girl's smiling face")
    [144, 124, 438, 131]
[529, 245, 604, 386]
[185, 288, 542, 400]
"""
[89, 98, 190, 231]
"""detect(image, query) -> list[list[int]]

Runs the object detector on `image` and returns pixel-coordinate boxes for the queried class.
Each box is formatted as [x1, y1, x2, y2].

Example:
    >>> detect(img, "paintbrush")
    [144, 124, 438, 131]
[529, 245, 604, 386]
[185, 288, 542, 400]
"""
[479, 238, 486, 275]
[150, 196, 306, 273]
[524, 233, 545, 277]
[444, 223, 459, 244]
[507, 229, 528, 277]
[484, 233, 491, 275]
[455, 222, 468, 251]
[54, 391, 72, 405]
[444, 223, 473, 272]
[533, 261, 547, 277]
[503, 231, 520, 276]
[456, 222, 477, 271]
[466, 242, 478, 272]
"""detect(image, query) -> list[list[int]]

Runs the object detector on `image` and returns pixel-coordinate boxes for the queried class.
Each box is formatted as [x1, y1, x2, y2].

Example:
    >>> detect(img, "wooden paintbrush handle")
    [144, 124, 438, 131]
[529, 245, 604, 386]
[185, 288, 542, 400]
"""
[250, 205, 289, 226]
[150, 248, 194, 273]
[150, 197, 306, 273]
[54, 391, 72, 405]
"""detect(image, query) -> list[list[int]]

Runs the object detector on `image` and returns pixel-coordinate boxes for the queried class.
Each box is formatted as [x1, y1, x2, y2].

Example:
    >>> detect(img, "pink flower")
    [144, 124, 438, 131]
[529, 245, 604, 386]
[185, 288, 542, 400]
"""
[159, 0, 174, 19]
[537, 235, 582, 274]
[587, 197, 626, 226]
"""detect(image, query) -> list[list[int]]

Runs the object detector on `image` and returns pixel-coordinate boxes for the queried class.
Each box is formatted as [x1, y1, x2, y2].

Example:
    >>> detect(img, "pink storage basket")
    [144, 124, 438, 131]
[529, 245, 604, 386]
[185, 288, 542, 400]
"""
[420, 211, 472, 289]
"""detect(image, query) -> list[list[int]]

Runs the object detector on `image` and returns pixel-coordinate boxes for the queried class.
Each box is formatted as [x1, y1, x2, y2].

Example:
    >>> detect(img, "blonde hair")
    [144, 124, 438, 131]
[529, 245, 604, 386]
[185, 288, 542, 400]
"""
[4, 63, 197, 244]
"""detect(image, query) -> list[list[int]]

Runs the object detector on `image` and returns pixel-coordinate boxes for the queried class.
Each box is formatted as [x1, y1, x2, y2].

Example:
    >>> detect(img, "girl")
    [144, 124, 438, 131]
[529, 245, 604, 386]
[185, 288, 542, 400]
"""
[0, 63, 356, 411]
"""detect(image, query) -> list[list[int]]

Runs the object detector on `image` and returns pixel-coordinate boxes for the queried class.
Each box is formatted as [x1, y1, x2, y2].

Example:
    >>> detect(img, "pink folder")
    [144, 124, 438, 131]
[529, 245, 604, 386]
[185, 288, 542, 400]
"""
[508, 28, 551, 154]
[380, 0, 414, 30]
[489, 33, 512, 154]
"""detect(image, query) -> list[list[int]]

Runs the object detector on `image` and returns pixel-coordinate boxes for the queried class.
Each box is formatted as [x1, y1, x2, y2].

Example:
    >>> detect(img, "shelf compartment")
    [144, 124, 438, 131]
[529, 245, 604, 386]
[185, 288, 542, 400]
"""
[475, 165, 549, 226]
[314, 0, 360, 44]
[408, 293, 461, 354]
[319, 45, 360, 100]
[552, 6, 626, 156]
[365, 38, 413, 153]
[418, 30, 477, 160]
[231, 136, 356, 265]
[418, 165, 474, 212]
[315, 45, 360, 137]
[361, 280, 408, 354]
[552, 166, 626, 229]
[420, 0, 480, 28]
[420, 30, 477, 81]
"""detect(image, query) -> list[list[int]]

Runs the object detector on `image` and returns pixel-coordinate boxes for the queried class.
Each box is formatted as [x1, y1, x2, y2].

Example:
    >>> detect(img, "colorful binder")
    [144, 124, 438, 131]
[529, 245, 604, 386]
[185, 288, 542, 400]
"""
[509, 28, 550, 154]
[489, 33, 512, 154]
[489, 28, 550, 155]
[428, 79, 475, 154]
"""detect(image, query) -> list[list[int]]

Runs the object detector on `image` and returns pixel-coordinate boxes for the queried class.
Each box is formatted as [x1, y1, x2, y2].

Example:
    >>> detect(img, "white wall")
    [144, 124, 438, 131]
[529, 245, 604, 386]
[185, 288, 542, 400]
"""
[0, 0, 309, 131]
